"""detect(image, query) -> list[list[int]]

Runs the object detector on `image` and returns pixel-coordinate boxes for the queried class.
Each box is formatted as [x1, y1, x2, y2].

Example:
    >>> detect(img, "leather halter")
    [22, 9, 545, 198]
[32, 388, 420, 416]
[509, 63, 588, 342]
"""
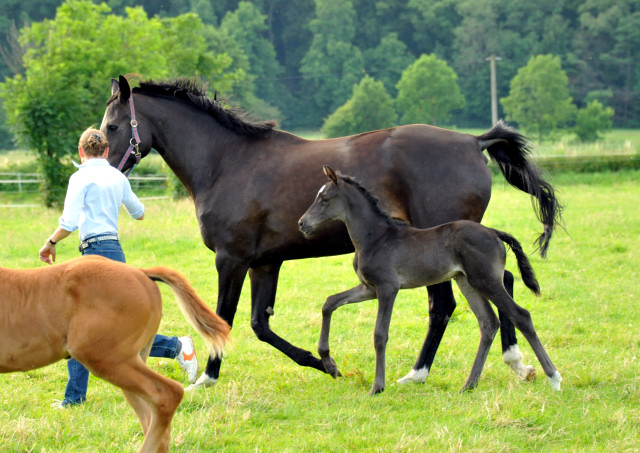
[115, 96, 142, 176]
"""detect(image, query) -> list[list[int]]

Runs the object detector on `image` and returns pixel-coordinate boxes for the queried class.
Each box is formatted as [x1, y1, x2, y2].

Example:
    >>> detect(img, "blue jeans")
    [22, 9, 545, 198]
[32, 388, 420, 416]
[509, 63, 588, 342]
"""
[62, 238, 179, 406]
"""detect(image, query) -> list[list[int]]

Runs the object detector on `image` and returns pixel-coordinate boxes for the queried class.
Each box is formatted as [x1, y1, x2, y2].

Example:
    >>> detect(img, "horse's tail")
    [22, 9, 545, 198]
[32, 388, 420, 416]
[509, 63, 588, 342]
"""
[477, 121, 563, 258]
[492, 229, 541, 296]
[142, 267, 231, 359]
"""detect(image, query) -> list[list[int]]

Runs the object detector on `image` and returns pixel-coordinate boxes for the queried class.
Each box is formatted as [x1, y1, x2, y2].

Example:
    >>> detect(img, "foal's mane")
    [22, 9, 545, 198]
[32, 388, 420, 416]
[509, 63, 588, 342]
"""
[117, 78, 277, 138]
[339, 173, 408, 227]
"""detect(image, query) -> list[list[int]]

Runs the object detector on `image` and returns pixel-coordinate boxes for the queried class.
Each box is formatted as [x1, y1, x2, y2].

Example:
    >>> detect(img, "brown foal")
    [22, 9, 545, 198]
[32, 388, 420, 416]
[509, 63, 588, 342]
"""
[0, 255, 230, 452]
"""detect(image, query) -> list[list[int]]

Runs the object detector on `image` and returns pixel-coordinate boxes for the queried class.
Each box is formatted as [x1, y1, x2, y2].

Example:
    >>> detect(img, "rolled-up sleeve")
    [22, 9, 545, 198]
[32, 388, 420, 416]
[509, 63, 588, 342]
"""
[122, 179, 145, 219]
[58, 175, 85, 232]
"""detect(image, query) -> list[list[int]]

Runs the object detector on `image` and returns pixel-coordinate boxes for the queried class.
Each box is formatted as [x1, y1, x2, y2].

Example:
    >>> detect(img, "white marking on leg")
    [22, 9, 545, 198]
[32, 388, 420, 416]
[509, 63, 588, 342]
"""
[502, 344, 536, 381]
[184, 371, 218, 392]
[397, 367, 429, 384]
[548, 370, 562, 391]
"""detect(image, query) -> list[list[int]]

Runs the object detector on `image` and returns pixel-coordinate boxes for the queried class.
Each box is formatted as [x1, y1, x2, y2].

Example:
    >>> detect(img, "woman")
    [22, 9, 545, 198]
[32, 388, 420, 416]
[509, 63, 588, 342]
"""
[38, 127, 198, 408]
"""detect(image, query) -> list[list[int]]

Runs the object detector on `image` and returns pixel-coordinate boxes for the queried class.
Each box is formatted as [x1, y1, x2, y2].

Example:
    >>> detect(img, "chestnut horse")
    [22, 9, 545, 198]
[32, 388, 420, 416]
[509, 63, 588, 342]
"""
[299, 166, 561, 394]
[101, 75, 561, 389]
[0, 255, 230, 453]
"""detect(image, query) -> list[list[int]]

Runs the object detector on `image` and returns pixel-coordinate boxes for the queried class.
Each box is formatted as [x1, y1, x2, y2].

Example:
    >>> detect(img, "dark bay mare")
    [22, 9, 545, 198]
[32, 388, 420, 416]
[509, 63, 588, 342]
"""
[298, 166, 561, 394]
[101, 75, 562, 389]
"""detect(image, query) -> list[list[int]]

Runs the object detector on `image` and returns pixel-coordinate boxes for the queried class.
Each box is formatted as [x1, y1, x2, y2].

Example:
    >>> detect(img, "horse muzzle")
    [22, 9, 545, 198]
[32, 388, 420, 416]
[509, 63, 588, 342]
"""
[298, 218, 315, 238]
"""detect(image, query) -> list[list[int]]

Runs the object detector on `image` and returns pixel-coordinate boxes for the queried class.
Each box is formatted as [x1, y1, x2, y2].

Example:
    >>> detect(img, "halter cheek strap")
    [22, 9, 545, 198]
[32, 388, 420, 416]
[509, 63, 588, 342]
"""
[115, 96, 142, 177]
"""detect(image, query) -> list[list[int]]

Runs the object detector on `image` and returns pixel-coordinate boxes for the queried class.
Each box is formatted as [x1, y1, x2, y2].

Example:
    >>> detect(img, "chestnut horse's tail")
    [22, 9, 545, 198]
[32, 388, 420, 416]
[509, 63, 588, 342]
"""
[492, 229, 541, 296]
[142, 267, 231, 359]
[477, 121, 563, 258]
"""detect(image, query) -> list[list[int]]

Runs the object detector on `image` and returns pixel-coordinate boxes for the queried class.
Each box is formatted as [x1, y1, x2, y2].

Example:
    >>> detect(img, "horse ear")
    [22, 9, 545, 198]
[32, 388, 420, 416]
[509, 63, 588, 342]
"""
[323, 165, 338, 185]
[118, 75, 131, 103]
[110, 78, 120, 95]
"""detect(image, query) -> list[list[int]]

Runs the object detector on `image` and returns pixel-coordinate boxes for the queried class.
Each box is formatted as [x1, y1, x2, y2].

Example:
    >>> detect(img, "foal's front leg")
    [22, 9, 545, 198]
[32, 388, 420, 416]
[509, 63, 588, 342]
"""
[319, 284, 376, 377]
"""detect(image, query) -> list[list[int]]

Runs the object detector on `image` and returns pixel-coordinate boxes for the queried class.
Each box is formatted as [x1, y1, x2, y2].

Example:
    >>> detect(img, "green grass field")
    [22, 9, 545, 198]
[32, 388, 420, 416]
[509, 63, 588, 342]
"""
[0, 168, 638, 451]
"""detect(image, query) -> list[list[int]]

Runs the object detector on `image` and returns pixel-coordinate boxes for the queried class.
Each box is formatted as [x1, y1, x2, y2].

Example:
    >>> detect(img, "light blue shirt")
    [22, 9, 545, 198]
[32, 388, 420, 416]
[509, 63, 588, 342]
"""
[59, 158, 144, 241]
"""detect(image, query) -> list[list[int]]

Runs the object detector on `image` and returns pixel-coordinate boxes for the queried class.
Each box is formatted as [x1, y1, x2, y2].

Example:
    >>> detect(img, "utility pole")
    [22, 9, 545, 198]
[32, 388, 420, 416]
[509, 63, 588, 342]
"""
[486, 55, 502, 125]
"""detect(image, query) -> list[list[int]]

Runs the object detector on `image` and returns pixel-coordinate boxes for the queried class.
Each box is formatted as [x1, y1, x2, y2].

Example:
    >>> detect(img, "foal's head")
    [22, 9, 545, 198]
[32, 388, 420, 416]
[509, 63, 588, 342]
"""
[298, 166, 345, 237]
[299, 166, 404, 238]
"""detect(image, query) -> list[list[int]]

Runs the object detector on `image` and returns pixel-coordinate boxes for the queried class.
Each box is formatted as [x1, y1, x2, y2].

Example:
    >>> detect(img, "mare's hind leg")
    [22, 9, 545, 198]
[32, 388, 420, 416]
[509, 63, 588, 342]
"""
[95, 357, 184, 453]
[500, 270, 536, 381]
[455, 277, 500, 391]
[398, 281, 456, 384]
[249, 263, 325, 372]
[319, 283, 377, 377]
[488, 290, 561, 391]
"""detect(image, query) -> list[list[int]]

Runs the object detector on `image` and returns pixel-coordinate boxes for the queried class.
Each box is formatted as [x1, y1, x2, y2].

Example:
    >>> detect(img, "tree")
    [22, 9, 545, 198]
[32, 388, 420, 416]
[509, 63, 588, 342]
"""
[322, 75, 397, 138]
[364, 33, 414, 97]
[220, 2, 287, 122]
[574, 100, 614, 142]
[501, 54, 577, 142]
[573, 0, 640, 126]
[300, 0, 365, 127]
[395, 54, 464, 125]
[0, 0, 241, 206]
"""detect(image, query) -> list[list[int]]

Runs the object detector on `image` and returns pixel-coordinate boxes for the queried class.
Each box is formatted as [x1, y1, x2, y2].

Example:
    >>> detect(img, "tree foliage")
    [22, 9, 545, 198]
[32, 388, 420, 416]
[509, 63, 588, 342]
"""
[501, 55, 577, 142]
[300, 0, 365, 126]
[321, 75, 397, 138]
[574, 100, 614, 142]
[0, 0, 240, 206]
[395, 54, 464, 125]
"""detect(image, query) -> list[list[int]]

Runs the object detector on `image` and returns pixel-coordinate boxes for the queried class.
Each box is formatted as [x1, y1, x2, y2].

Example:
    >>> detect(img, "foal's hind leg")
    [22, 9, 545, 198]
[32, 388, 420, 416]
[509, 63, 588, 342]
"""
[96, 357, 184, 452]
[398, 281, 456, 384]
[319, 283, 377, 377]
[489, 290, 561, 391]
[455, 277, 500, 391]
[500, 271, 536, 381]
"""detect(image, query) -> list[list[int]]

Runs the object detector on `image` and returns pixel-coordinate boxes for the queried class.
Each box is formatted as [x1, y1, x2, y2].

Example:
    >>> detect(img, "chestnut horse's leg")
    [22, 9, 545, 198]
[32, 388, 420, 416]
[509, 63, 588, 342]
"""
[249, 262, 325, 371]
[398, 281, 456, 384]
[500, 270, 535, 381]
[455, 276, 500, 391]
[95, 357, 184, 453]
[318, 283, 377, 377]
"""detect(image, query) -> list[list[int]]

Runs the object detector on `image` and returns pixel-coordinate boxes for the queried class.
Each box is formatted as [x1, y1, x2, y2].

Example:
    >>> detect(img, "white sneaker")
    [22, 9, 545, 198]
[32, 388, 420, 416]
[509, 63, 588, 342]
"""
[176, 336, 198, 384]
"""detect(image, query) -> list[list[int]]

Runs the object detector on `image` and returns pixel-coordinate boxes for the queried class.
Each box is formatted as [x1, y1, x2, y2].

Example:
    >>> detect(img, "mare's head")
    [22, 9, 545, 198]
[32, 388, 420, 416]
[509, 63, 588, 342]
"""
[298, 166, 346, 238]
[100, 75, 154, 174]
[101, 75, 277, 175]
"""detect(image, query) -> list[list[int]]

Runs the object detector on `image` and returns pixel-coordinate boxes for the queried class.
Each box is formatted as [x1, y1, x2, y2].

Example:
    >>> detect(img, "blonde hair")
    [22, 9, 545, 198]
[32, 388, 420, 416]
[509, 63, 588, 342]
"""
[78, 127, 108, 157]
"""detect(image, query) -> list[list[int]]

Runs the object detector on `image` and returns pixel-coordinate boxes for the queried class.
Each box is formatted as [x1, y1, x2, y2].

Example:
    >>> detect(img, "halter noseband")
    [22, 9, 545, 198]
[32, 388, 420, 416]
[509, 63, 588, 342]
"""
[115, 96, 142, 177]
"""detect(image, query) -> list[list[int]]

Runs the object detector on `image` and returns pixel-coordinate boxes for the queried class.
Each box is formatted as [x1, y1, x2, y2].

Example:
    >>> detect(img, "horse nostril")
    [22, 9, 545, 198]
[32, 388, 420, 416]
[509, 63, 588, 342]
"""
[298, 219, 304, 228]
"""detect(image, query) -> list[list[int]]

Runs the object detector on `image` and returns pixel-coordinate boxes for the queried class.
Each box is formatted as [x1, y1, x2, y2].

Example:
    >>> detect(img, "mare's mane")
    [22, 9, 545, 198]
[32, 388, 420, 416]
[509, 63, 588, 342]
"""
[338, 173, 408, 227]
[112, 78, 277, 138]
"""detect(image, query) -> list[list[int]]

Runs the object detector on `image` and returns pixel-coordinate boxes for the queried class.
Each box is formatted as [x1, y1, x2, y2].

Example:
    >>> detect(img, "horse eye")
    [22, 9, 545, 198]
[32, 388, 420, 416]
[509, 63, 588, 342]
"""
[107, 124, 118, 132]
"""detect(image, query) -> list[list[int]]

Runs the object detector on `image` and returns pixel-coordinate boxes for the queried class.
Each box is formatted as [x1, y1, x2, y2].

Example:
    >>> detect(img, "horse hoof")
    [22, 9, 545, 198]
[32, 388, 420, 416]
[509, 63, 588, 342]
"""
[523, 365, 536, 381]
[185, 372, 218, 391]
[322, 356, 341, 378]
[397, 367, 428, 384]
[368, 386, 384, 396]
[548, 370, 562, 391]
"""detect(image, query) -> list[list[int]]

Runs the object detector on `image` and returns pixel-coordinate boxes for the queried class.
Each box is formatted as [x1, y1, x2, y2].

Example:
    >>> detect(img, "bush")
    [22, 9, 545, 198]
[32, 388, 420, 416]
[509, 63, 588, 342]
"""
[574, 100, 614, 142]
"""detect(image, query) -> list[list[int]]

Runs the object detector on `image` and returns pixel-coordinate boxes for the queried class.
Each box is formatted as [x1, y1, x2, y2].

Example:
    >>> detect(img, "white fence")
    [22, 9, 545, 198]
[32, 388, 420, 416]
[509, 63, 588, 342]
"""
[0, 172, 168, 193]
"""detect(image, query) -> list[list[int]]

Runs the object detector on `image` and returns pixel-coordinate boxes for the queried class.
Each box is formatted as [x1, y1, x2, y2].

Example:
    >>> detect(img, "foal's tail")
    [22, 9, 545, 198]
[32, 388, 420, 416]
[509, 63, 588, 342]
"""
[492, 229, 541, 296]
[477, 121, 563, 258]
[142, 267, 231, 359]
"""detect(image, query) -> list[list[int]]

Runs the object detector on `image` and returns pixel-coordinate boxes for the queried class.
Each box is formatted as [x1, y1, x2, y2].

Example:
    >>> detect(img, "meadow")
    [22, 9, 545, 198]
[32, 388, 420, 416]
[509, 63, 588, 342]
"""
[0, 163, 639, 450]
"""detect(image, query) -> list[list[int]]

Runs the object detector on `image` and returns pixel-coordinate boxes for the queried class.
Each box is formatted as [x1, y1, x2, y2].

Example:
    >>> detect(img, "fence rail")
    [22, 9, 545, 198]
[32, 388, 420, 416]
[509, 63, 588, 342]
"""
[0, 173, 168, 193]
